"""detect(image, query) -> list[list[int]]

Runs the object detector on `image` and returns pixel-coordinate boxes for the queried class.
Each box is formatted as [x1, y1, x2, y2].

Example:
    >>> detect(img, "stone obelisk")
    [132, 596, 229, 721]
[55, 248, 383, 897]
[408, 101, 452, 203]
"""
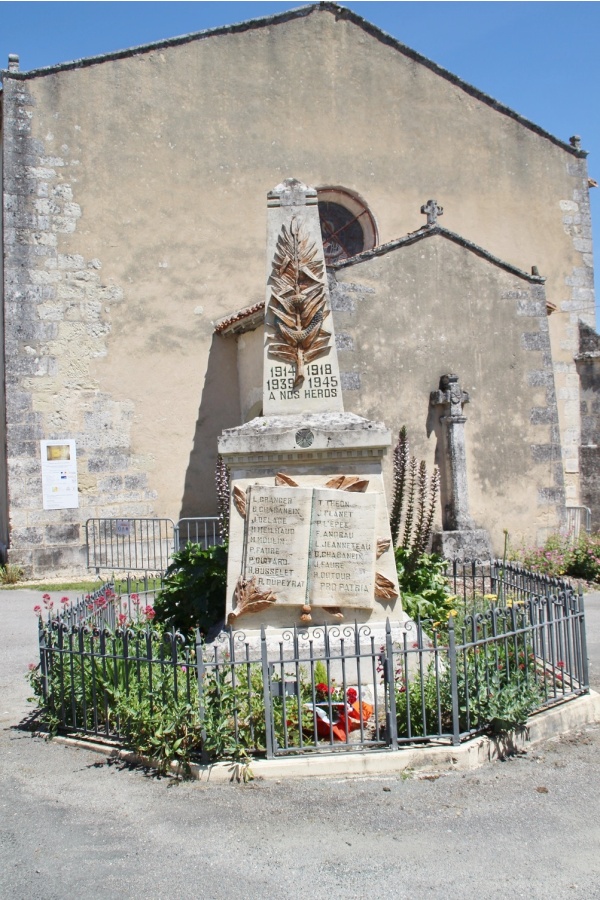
[218, 179, 401, 632]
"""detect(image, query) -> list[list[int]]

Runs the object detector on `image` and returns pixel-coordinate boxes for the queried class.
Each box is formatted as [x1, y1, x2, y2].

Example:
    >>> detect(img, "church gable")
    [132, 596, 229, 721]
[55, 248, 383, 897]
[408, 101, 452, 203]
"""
[0, 5, 593, 573]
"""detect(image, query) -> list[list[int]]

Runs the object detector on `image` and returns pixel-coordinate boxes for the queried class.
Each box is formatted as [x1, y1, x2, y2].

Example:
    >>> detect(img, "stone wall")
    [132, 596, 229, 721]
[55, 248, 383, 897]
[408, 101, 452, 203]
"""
[2, 79, 158, 574]
[577, 323, 600, 527]
[328, 231, 565, 552]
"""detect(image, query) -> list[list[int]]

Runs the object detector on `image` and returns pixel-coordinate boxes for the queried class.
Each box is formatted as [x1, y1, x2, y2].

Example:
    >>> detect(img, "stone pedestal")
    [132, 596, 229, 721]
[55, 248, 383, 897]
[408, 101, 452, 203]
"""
[219, 413, 401, 631]
[431, 529, 492, 560]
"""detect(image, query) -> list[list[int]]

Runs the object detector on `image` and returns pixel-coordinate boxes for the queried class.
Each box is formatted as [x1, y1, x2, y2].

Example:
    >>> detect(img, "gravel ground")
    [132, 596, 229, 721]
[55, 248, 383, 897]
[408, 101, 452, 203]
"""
[2, 588, 600, 899]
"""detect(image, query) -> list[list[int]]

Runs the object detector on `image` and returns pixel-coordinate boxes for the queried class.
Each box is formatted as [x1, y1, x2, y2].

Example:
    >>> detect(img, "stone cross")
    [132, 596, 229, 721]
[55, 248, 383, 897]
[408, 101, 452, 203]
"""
[430, 374, 473, 531]
[421, 199, 443, 226]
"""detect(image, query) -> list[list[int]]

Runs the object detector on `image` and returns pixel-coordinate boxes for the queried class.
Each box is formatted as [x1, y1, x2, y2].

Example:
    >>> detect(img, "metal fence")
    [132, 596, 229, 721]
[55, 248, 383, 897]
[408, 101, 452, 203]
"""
[566, 505, 592, 539]
[85, 516, 222, 572]
[35, 562, 589, 761]
[175, 517, 220, 551]
[85, 518, 175, 572]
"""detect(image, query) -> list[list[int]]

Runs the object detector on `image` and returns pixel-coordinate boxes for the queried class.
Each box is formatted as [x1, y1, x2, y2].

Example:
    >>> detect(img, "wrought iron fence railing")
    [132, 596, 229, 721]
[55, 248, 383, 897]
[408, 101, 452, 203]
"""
[34, 564, 589, 762]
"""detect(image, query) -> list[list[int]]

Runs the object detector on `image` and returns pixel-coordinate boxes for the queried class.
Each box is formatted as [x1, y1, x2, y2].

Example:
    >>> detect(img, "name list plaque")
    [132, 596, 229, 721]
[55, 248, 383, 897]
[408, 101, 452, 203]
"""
[243, 485, 376, 609]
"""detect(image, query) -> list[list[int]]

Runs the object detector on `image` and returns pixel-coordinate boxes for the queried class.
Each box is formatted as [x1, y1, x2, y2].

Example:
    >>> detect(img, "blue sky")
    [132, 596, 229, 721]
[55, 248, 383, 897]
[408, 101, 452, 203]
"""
[1, 1, 598, 319]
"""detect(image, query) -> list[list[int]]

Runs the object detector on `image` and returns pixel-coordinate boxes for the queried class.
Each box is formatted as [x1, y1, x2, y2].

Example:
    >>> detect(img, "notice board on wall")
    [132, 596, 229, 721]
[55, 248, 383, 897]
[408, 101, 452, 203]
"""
[40, 439, 79, 510]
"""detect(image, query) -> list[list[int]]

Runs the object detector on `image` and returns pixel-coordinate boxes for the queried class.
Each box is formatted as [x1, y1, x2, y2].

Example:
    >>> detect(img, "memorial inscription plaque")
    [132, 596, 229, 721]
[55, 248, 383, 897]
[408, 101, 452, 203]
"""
[241, 484, 377, 609]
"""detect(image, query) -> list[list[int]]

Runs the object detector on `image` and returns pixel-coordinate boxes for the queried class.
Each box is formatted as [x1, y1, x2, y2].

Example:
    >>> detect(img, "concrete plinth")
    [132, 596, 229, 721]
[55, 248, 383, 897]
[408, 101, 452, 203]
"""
[432, 528, 493, 560]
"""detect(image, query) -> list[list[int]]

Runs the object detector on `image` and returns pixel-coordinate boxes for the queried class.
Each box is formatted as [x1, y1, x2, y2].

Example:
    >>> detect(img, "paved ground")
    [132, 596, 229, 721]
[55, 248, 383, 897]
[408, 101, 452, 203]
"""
[2, 588, 600, 899]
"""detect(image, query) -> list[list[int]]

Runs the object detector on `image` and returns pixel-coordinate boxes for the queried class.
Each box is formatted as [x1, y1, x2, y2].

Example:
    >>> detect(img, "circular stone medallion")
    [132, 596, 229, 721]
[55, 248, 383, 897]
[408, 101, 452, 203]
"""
[295, 428, 314, 448]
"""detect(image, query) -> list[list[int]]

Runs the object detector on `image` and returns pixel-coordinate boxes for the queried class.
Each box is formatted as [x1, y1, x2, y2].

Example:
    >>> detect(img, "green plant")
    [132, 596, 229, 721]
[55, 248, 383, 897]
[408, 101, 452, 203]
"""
[153, 542, 227, 635]
[395, 547, 457, 625]
[117, 692, 203, 776]
[215, 455, 231, 544]
[0, 563, 24, 585]
[390, 427, 440, 567]
[510, 531, 600, 583]
[394, 621, 545, 740]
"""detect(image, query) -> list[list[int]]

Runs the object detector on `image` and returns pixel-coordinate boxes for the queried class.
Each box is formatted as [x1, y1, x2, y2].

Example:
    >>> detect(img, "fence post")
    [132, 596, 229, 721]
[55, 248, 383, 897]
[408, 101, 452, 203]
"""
[448, 615, 461, 746]
[260, 626, 275, 760]
[385, 618, 398, 750]
[195, 629, 209, 765]
[578, 587, 590, 691]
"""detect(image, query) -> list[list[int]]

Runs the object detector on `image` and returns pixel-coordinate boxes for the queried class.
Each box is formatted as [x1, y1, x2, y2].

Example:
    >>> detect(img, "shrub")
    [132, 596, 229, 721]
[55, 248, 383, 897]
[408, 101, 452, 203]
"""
[0, 563, 24, 584]
[511, 532, 600, 583]
[153, 542, 227, 635]
[395, 547, 457, 625]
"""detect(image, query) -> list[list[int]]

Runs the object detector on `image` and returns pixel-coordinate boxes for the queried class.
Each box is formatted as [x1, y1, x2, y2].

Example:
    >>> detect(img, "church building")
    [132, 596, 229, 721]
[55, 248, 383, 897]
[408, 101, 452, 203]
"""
[0, 2, 597, 575]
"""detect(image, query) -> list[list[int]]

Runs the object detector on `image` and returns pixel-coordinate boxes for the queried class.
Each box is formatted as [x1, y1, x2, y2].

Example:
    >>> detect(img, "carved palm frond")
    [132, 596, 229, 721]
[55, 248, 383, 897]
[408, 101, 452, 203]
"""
[267, 216, 330, 387]
[275, 472, 299, 487]
[374, 572, 399, 601]
[232, 486, 247, 518]
[376, 538, 391, 559]
[227, 577, 277, 625]
[324, 475, 369, 492]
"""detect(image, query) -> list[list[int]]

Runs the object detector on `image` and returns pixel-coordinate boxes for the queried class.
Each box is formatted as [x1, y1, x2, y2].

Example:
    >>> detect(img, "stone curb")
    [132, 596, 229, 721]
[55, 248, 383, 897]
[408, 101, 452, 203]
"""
[44, 691, 600, 783]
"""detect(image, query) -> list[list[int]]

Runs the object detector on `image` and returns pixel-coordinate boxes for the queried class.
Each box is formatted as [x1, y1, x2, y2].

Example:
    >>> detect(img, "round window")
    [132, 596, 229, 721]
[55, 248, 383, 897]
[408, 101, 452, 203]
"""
[317, 187, 378, 265]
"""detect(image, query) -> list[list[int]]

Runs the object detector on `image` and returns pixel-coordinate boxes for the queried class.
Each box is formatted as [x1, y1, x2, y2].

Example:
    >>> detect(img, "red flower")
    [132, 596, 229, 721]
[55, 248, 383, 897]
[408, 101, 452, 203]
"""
[557, 660, 565, 669]
[131, 593, 140, 605]
[118, 613, 128, 626]
[60, 596, 69, 605]
[42, 593, 51, 601]
[347, 688, 358, 704]
[33, 605, 42, 615]
[144, 606, 155, 620]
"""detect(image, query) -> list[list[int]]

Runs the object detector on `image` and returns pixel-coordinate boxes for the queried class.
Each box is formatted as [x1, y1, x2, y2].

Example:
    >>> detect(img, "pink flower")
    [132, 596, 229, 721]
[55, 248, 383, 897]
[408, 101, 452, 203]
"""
[33, 605, 42, 615]
[60, 596, 69, 606]
[47, 601, 54, 610]
[144, 606, 155, 620]
[42, 593, 51, 601]
[131, 593, 140, 605]
[118, 613, 128, 626]
[28, 663, 36, 671]
[180, 665, 187, 674]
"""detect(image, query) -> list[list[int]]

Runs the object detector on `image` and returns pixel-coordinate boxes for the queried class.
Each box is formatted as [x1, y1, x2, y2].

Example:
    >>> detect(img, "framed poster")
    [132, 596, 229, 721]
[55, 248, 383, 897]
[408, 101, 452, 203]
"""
[41, 439, 79, 510]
